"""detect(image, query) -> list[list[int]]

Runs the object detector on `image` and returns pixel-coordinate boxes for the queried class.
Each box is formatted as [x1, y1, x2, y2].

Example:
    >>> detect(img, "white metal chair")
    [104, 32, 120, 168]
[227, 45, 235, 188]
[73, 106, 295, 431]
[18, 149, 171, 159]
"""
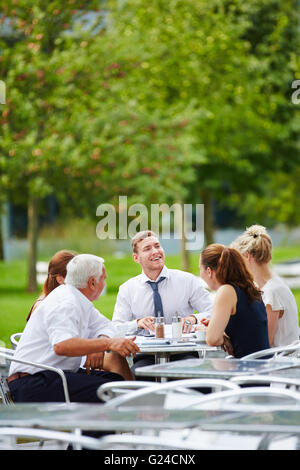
[98, 381, 160, 402]
[10, 333, 22, 350]
[0, 348, 70, 403]
[0, 348, 81, 449]
[230, 374, 300, 391]
[177, 386, 300, 411]
[100, 378, 240, 409]
[241, 342, 300, 361]
[0, 427, 222, 451]
[0, 373, 12, 405]
[0, 349, 16, 405]
[0, 427, 103, 451]
[96, 433, 214, 450]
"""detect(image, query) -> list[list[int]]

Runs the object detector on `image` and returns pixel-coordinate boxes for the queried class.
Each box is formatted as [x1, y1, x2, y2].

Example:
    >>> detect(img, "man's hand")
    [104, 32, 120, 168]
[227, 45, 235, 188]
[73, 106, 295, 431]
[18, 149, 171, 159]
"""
[84, 352, 104, 375]
[137, 316, 155, 332]
[106, 337, 140, 358]
[182, 315, 197, 333]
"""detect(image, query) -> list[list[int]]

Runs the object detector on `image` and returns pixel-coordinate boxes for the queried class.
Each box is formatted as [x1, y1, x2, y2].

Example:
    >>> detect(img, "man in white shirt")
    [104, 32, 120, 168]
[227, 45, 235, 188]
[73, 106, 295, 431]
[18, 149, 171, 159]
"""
[8, 254, 140, 404]
[112, 231, 213, 372]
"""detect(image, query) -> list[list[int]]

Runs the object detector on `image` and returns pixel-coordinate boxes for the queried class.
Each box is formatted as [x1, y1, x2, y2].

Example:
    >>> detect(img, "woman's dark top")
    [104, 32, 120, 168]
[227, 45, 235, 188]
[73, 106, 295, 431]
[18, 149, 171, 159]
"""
[225, 285, 270, 358]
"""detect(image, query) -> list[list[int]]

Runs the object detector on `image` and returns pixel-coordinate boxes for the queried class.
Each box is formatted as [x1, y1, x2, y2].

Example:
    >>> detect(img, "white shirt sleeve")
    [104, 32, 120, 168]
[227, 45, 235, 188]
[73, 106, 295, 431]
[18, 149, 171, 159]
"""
[88, 307, 116, 338]
[112, 284, 138, 335]
[43, 302, 81, 346]
[187, 275, 214, 321]
[262, 287, 284, 312]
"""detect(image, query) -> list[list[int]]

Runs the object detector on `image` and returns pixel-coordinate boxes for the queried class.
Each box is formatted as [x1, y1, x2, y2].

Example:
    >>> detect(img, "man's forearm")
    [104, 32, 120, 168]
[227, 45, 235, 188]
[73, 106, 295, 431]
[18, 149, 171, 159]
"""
[54, 337, 110, 357]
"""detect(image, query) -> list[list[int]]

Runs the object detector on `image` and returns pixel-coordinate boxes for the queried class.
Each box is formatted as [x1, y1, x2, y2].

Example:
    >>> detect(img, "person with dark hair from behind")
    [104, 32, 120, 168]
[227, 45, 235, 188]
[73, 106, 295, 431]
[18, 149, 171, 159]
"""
[197, 244, 270, 358]
[25, 250, 135, 381]
[27, 250, 76, 321]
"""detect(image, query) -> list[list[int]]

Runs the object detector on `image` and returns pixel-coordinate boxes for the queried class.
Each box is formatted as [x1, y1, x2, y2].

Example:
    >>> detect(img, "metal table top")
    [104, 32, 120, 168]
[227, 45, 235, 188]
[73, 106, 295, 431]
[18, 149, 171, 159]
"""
[135, 357, 300, 379]
[0, 402, 226, 432]
[201, 408, 300, 435]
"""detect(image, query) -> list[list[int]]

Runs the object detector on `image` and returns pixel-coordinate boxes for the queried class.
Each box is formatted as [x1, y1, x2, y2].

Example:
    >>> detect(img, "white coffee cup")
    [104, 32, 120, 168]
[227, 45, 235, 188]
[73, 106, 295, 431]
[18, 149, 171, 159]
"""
[195, 329, 206, 341]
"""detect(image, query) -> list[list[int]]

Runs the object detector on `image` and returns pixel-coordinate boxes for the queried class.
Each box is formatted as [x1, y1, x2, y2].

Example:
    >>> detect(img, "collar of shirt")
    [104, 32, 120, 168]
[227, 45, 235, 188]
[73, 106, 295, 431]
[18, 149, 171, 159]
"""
[64, 283, 94, 309]
[140, 265, 170, 284]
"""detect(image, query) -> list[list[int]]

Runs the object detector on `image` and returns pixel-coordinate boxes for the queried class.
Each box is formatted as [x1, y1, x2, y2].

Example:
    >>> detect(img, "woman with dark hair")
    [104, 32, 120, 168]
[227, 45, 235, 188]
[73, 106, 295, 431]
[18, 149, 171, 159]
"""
[198, 244, 270, 358]
[26, 250, 76, 321]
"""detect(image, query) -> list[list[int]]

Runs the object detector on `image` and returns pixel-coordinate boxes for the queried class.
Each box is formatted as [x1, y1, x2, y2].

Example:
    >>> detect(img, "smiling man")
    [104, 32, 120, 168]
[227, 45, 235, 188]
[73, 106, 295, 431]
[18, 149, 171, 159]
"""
[112, 231, 213, 374]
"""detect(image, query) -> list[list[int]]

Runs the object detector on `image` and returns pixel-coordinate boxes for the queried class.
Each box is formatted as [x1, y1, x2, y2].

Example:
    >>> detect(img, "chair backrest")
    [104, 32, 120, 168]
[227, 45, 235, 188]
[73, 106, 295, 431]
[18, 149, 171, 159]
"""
[0, 372, 13, 405]
[101, 378, 240, 409]
[230, 374, 300, 390]
[178, 386, 300, 411]
[98, 381, 165, 403]
[97, 433, 214, 450]
[0, 427, 103, 450]
[241, 343, 300, 361]
[98, 380, 198, 407]
[10, 333, 22, 350]
[0, 348, 70, 403]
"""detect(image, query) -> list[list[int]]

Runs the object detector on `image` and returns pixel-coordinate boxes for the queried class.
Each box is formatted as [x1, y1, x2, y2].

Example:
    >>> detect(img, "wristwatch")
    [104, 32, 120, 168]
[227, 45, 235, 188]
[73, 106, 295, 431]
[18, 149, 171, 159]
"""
[184, 320, 191, 325]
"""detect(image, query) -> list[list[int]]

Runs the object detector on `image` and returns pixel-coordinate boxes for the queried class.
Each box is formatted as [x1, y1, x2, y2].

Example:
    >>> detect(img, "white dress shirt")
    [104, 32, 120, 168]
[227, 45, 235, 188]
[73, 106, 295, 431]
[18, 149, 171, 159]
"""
[112, 266, 213, 334]
[9, 284, 116, 375]
[262, 275, 299, 347]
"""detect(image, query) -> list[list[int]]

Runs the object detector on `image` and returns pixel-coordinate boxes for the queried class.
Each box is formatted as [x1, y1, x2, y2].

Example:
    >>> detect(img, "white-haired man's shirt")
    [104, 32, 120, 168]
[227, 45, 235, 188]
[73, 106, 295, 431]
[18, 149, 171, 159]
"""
[112, 266, 213, 334]
[9, 284, 115, 376]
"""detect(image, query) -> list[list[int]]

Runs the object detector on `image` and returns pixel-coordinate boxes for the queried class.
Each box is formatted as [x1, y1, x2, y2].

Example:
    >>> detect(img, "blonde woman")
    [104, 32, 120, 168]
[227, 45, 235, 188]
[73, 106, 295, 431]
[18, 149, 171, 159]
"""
[232, 225, 299, 347]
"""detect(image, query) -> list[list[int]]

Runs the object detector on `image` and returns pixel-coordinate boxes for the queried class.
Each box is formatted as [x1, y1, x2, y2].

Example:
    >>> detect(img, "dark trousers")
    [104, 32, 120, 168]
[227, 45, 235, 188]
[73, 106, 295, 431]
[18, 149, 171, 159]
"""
[8, 368, 123, 447]
[8, 368, 123, 403]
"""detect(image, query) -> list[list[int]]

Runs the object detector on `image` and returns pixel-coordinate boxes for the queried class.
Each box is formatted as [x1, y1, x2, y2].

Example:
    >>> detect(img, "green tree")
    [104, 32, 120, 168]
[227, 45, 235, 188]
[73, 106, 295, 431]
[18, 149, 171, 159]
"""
[0, 0, 99, 290]
[227, 0, 300, 227]
[1, 0, 298, 286]
[0, 0, 197, 287]
[90, 0, 299, 261]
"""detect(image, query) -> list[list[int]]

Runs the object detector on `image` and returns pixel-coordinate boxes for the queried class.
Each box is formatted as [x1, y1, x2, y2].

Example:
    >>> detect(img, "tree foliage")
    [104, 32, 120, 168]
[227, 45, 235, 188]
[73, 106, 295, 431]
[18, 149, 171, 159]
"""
[97, 0, 300, 237]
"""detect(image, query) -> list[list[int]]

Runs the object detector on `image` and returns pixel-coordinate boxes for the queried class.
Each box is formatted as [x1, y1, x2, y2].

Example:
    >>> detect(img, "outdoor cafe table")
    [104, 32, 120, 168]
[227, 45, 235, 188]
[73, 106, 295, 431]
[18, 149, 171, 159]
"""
[132, 326, 225, 367]
[199, 409, 300, 449]
[136, 340, 223, 364]
[135, 357, 300, 381]
[0, 402, 231, 433]
[1, 403, 300, 450]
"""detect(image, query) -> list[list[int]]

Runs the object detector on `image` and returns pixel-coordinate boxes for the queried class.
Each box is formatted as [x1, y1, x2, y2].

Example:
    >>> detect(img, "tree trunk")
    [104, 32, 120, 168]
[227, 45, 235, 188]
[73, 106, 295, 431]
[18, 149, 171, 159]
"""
[176, 200, 190, 271]
[27, 194, 38, 292]
[201, 189, 214, 245]
[0, 214, 4, 260]
[180, 229, 190, 271]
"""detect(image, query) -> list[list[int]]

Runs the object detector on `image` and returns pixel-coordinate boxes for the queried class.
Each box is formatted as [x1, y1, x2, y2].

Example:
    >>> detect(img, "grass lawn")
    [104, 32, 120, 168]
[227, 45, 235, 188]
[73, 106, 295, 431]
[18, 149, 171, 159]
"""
[0, 247, 300, 348]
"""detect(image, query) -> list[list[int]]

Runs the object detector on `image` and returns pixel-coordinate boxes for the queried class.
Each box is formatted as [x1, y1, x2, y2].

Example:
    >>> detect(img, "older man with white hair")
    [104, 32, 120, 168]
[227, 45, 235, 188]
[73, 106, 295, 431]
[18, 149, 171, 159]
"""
[8, 254, 140, 404]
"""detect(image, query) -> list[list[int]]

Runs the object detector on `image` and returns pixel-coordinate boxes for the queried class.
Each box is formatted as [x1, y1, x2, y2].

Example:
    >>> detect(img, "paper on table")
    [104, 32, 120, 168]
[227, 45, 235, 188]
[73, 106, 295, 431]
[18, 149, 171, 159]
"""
[138, 340, 172, 347]
[170, 341, 198, 347]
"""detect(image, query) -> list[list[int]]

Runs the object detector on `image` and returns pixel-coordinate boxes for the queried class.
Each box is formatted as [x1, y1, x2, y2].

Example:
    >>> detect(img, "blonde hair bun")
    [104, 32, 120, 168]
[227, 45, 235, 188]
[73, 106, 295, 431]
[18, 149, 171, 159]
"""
[232, 224, 272, 264]
[246, 225, 268, 238]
